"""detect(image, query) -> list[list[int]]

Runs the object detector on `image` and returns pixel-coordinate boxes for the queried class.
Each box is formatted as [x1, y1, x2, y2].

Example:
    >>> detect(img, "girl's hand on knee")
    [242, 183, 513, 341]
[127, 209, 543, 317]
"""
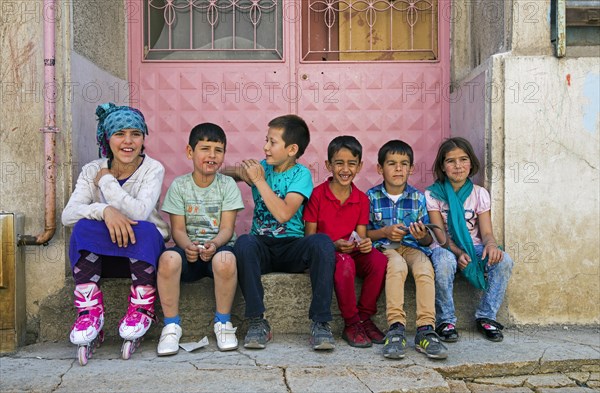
[457, 252, 470, 270]
[103, 206, 137, 247]
[185, 243, 200, 263]
[483, 243, 502, 265]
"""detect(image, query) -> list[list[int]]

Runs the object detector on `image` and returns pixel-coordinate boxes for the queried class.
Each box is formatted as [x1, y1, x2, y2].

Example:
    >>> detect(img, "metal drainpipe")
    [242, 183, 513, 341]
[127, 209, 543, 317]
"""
[18, 0, 59, 246]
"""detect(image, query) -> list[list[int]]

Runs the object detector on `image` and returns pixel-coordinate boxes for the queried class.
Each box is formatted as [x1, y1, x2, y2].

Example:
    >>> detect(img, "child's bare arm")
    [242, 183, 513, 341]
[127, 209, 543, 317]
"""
[428, 210, 470, 268]
[198, 210, 238, 262]
[355, 225, 372, 253]
[221, 164, 253, 185]
[170, 214, 200, 262]
[478, 211, 503, 264]
[210, 210, 237, 248]
[259, 188, 304, 223]
[427, 211, 448, 247]
[304, 221, 317, 236]
[238, 159, 305, 223]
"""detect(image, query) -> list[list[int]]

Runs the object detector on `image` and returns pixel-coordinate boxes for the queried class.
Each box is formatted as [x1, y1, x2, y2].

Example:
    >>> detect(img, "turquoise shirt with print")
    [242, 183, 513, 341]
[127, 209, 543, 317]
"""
[250, 160, 313, 238]
[161, 173, 244, 245]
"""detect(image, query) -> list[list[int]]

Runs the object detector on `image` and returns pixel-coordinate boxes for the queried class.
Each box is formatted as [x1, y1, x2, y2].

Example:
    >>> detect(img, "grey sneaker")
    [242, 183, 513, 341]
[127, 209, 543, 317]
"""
[382, 324, 407, 359]
[310, 321, 335, 350]
[243, 317, 272, 349]
[414, 327, 448, 359]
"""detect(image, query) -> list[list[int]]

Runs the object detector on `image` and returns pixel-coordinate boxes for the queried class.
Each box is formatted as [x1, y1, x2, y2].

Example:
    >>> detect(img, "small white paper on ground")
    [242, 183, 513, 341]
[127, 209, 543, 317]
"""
[179, 336, 209, 352]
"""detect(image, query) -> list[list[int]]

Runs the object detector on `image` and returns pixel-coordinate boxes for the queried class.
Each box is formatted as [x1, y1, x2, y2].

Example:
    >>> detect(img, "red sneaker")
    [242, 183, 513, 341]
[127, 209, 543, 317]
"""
[361, 319, 385, 344]
[342, 322, 372, 348]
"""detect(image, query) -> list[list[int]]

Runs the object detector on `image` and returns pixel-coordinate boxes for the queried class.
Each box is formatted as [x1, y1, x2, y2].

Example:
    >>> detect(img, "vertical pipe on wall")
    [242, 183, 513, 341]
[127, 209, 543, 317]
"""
[18, 0, 59, 246]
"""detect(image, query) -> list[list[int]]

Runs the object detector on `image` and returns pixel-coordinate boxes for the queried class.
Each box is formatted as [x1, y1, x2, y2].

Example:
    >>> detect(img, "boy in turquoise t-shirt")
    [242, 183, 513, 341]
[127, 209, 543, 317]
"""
[225, 114, 336, 351]
[156, 123, 244, 356]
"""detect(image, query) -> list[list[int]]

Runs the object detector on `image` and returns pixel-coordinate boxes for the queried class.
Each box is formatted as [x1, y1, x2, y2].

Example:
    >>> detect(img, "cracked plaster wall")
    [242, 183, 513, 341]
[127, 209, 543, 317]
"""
[0, 0, 128, 343]
[451, 0, 599, 324]
[0, 0, 70, 341]
[503, 56, 599, 323]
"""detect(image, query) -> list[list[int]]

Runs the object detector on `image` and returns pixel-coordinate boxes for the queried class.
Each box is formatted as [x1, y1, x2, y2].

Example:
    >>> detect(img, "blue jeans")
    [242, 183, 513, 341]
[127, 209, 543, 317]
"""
[430, 245, 513, 326]
[234, 234, 335, 322]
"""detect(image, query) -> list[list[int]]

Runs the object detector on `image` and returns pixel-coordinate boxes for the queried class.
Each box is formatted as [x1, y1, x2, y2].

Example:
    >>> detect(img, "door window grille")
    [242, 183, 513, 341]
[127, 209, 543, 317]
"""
[302, 0, 438, 62]
[144, 0, 283, 60]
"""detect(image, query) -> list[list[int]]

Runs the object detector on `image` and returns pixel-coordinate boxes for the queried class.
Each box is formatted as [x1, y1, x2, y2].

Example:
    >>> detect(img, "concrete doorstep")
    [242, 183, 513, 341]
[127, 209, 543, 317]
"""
[7, 273, 600, 392]
[1, 326, 599, 393]
[38, 274, 493, 342]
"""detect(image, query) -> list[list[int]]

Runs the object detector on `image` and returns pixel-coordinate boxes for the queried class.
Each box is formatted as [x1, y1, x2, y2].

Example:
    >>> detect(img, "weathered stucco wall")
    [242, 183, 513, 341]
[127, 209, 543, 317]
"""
[70, 52, 127, 172]
[0, 0, 70, 341]
[71, 0, 128, 173]
[503, 56, 599, 324]
[72, 0, 127, 80]
[0, 0, 128, 343]
[449, 65, 488, 187]
[451, 0, 512, 84]
[451, 0, 599, 324]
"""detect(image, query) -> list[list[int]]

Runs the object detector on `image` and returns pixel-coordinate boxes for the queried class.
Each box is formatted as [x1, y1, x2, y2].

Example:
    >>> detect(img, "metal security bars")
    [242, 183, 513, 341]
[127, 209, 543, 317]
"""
[144, 0, 283, 60]
[301, 0, 438, 61]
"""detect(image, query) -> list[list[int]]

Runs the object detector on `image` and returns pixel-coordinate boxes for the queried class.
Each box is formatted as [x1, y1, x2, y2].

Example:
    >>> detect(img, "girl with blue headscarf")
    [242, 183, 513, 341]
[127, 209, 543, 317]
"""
[62, 103, 169, 363]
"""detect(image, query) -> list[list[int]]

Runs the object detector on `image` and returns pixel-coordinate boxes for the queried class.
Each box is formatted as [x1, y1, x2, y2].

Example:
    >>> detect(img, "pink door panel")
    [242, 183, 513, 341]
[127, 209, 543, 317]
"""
[128, 0, 450, 233]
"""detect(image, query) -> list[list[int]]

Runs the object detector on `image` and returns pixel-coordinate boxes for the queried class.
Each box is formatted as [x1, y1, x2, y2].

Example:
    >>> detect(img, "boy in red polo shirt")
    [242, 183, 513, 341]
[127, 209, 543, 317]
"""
[304, 136, 388, 348]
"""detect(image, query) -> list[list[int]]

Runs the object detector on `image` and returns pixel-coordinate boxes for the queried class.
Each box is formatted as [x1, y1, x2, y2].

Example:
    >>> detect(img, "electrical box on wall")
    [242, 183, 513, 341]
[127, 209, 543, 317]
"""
[0, 212, 26, 353]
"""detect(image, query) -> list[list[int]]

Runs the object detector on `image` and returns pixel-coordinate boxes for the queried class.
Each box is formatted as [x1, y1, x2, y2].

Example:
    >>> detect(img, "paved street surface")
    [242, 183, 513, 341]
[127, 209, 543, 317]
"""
[1, 326, 598, 392]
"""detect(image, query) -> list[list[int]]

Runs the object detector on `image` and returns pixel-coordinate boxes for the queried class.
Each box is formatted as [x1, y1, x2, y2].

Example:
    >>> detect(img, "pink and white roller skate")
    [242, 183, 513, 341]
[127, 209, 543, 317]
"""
[70, 283, 105, 366]
[119, 285, 156, 360]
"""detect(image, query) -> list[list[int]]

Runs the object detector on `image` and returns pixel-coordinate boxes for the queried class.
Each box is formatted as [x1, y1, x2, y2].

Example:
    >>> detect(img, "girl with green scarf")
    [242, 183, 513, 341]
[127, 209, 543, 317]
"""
[425, 138, 513, 343]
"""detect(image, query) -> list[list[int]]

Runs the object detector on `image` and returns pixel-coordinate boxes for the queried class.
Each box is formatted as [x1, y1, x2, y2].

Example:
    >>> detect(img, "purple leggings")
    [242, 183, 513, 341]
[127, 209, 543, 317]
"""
[73, 250, 155, 287]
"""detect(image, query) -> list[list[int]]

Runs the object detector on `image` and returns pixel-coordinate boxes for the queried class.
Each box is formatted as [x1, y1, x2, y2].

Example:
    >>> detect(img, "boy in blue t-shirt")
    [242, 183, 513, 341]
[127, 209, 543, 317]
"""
[225, 115, 336, 351]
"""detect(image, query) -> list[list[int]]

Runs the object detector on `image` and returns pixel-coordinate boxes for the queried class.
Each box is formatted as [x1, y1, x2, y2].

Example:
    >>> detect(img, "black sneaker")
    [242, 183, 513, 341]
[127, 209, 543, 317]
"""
[476, 318, 504, 342]
[244, 317, 272, 349]
[382, 324, 406, 359]
[415, 327, 448, 359]
[435, 322, 459, 342]
[310, 321, 335, 350]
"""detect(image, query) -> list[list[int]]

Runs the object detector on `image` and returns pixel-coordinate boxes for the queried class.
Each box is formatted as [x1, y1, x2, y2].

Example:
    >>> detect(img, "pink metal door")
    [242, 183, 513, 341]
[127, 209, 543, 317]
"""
[128, 0, 450, 233]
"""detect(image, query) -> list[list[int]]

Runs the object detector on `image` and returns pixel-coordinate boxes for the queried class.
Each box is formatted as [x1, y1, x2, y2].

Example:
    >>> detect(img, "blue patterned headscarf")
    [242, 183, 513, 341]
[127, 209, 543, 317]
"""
[96, 103, 148, 157]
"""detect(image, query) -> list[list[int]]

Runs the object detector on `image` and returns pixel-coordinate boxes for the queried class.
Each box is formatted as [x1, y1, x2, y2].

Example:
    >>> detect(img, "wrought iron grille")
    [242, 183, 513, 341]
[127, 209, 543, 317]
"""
[144, 0, 283, 60]
[302, 0, 438, 61]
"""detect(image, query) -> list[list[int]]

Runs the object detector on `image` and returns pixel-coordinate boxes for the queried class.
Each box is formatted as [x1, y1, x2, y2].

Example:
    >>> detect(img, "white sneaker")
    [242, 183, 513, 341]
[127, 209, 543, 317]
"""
[157, 323, 182, 356]
[214, 321, 238, 351]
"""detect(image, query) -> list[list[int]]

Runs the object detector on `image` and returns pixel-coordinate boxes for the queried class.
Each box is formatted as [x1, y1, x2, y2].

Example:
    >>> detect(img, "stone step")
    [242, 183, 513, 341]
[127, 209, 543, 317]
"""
[38, 273, 506, 342]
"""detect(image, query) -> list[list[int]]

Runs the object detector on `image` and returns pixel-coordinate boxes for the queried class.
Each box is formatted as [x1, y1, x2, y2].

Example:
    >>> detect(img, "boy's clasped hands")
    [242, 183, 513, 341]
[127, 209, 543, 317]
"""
[336, 231, 372, 254]
[184, 241, 217, 263]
